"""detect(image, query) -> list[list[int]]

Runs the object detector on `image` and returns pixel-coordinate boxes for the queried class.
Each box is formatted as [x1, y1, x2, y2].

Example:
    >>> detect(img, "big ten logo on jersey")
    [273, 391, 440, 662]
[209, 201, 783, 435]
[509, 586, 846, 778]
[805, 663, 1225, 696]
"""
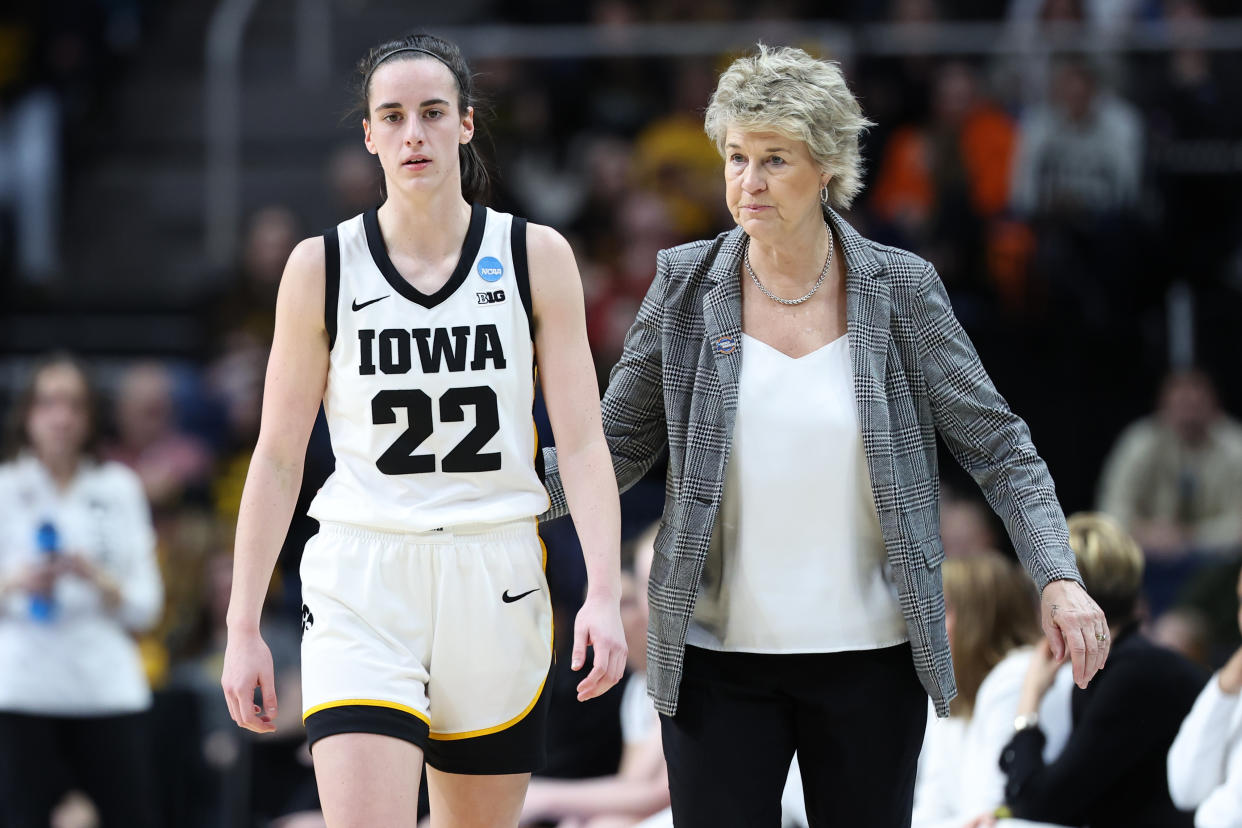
[477, 289, 505, 305]
[357, 325, 506, 376]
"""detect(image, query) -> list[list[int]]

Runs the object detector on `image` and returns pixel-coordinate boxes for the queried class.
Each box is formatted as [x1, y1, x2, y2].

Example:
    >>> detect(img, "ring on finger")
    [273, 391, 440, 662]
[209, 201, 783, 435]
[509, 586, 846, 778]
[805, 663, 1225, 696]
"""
[1094, 631, 1108, 643]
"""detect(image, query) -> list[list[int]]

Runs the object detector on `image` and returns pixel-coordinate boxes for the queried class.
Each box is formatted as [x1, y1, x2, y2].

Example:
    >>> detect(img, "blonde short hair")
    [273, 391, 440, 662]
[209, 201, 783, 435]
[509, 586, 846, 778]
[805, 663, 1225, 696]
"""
[1067, 512, 1145, 625]
[704, 44, 874, 209]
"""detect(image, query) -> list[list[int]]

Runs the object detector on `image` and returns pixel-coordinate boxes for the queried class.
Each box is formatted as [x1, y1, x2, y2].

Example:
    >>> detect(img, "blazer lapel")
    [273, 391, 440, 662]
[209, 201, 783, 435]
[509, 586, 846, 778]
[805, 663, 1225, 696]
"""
[701, 228, 746, 418]
[831, 209, 898, 513]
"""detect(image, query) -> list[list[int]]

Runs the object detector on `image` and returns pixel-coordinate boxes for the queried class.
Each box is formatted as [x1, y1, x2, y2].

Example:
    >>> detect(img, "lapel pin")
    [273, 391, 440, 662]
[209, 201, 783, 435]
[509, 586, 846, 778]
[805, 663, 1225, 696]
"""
[714, 336, 738, 355]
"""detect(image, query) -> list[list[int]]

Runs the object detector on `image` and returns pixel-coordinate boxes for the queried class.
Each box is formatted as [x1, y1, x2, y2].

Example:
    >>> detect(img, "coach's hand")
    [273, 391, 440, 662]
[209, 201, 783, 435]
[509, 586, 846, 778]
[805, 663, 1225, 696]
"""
[222, 627, 278, 733]
[1041, 578, 1109, 690]
[573, 592, 627, 702]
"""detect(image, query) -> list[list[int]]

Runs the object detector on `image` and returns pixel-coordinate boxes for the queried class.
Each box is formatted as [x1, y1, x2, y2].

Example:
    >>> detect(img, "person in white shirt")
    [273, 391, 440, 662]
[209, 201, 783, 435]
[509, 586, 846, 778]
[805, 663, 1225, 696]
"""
[0, 353, 163, 827]
[1168, 566, 1242, 827]
[914, 554, 1073, 828]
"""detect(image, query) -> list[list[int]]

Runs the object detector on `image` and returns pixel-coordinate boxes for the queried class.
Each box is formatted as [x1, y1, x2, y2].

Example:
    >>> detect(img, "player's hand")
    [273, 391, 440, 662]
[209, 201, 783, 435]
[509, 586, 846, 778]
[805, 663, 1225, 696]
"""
[1041, 578, 1109, 689]
[572, 592, 627, 702]
[221, 627, 278, 733]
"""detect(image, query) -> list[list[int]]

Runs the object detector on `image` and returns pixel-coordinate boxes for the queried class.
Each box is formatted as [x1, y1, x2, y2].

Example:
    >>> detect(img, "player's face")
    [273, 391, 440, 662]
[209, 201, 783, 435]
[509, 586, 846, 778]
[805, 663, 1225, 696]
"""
[723, 127, 828, 242]
[26, 363, 91, 462]
[363, 58, 474, 197]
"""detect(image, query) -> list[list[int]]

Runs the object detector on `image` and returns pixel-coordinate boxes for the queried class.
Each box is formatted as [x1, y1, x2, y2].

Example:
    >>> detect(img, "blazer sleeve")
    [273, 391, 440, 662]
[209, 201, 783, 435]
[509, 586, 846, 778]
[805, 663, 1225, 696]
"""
[540, 249, 671, 521]
[911, 261, 1081, 592]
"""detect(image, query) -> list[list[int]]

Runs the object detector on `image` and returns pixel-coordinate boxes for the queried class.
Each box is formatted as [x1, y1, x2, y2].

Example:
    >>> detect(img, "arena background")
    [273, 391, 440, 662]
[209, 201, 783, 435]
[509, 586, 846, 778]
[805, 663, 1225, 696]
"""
[1, 1, 1240, 825]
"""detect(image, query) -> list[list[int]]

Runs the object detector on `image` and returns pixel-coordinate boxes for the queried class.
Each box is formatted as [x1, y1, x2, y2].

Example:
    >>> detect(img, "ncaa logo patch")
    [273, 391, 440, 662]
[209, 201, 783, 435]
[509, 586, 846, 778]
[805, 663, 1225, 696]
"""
[477, 256, 504, 282]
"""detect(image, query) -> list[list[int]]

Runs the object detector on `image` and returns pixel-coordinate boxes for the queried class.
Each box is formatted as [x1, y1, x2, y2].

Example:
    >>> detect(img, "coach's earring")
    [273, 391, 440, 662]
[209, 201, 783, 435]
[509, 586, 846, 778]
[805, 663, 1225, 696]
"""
[820, 184, 829, 204]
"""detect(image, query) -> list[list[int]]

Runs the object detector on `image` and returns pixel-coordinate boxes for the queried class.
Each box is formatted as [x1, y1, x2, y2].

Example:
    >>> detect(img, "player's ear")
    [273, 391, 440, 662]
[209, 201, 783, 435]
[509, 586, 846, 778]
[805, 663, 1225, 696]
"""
[363, 118, 377, 155]
[459, 105, 474, 145]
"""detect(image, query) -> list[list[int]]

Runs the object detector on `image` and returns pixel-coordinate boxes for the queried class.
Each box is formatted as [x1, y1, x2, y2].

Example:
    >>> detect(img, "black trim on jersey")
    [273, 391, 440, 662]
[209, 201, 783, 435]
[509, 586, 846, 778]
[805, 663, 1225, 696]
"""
[323, 227, 341, 350]
[511, 216, 535, 342]
[513, 217, 543, 482]
[305, 704, 430, 750]
[364, 202, 486, 309]
[422, 663, 552, 775]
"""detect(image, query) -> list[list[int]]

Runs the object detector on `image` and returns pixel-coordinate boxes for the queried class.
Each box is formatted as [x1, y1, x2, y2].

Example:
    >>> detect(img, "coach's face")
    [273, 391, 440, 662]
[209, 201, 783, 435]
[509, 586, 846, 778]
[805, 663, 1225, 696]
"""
[723, 127, 828, 245]
[362, 58, 474, 196]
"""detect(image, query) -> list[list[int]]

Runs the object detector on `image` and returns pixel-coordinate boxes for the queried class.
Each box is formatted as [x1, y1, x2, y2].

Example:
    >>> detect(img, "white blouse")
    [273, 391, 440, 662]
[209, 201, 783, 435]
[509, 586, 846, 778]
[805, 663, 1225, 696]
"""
[688, 333, 907, 653]
[1168, 673, 1242, 828]
[0, 455, 162, 715]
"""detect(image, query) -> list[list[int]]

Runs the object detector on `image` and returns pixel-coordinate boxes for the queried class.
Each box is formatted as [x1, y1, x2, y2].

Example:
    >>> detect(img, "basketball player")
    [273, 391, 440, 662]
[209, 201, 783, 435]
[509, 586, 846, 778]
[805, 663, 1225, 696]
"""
[221, 34, 626, 828]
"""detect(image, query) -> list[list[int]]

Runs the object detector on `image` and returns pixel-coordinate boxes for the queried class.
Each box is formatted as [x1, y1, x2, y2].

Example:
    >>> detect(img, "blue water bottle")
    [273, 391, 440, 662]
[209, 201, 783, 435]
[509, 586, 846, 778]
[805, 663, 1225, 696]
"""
[29, 521, 59, 623]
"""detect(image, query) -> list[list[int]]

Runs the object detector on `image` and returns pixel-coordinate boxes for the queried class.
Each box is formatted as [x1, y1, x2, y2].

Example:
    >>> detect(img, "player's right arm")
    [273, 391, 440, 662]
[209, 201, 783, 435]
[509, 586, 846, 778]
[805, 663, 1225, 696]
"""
[222, 237, 329, 734]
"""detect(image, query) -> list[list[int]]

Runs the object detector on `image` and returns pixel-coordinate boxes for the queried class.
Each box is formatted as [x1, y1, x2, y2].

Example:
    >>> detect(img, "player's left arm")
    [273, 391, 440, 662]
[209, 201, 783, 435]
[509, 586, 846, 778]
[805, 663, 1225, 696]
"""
[528, 222, 626, 702]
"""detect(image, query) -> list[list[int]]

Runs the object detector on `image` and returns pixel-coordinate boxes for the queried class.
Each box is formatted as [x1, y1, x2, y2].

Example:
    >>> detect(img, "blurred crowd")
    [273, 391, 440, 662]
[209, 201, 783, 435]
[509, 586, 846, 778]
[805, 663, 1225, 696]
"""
[1, 0, 1242, 825]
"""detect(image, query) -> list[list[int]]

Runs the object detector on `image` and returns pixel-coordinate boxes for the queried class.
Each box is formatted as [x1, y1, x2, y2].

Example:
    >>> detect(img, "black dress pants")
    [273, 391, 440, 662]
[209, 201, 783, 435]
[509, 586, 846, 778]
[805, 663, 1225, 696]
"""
[661, 643, 927, 828]
[0, 710, 158, 828]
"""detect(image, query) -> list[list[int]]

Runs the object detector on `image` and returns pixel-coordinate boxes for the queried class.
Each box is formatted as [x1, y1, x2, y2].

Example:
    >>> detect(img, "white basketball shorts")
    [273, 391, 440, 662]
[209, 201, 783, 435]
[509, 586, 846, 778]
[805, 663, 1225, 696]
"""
[300, 518, 552, 774]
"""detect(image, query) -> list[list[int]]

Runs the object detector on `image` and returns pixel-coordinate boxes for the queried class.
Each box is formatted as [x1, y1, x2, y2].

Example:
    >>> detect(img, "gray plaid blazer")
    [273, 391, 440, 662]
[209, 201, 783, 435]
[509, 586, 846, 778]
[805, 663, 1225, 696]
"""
[541, 209, 1082, 718]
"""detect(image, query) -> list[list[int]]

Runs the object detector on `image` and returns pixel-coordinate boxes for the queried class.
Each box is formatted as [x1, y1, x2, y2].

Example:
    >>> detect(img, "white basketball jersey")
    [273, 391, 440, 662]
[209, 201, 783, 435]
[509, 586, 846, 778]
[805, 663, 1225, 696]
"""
[308, 204, 549, 532]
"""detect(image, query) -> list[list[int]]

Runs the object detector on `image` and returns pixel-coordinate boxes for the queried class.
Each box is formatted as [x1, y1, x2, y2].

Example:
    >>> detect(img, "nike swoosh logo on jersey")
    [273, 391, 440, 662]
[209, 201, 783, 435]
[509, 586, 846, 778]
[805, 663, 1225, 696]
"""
[502, 588, 539, 603]
[352, 295, 389, 311]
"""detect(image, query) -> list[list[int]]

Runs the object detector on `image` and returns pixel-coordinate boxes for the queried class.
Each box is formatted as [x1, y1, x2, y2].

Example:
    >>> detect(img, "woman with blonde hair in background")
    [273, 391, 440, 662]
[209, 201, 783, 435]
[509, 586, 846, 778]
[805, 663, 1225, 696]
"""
[914, 553, 1074, 828]
[994, 512, 1207, 828]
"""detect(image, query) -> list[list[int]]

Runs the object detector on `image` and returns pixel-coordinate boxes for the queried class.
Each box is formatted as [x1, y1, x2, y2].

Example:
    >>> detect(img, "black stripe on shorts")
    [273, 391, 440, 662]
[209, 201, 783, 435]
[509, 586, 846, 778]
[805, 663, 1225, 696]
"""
[305, 704, 430, 751]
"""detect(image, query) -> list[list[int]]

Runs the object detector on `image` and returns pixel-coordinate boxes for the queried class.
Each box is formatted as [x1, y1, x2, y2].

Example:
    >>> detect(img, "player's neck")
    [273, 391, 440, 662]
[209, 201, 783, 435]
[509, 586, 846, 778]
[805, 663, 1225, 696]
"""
[377, 186, 473, 263]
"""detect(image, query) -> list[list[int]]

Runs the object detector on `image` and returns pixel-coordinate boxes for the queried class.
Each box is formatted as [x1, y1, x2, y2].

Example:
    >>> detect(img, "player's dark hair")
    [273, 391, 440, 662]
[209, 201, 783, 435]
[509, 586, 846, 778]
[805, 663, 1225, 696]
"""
[3, 352, 103, 461]
[355, 33, 491, 204]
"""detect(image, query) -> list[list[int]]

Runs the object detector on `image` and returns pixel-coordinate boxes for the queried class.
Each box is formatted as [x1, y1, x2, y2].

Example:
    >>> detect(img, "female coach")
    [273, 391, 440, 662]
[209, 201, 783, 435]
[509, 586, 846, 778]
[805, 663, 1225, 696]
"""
[221, 34, 626, 828]
[541, 45, 1108, 827]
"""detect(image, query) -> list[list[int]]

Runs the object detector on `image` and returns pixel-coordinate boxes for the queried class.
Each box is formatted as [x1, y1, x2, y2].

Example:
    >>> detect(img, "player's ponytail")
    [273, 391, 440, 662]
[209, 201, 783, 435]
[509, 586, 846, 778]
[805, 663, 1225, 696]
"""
[356, 33, 492, 205]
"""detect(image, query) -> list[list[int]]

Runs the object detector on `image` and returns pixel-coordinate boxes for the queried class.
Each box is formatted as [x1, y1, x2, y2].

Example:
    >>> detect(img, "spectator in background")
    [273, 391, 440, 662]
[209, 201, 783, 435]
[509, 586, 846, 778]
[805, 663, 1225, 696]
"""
[105, 360, 214, 515]
[1097, 368, 1242, 558]
[325, 142, 382, 221]
[584, 192, 679, 376]
[0, 8, 61, 282]
[914, 554, 1073, 828]
[520, 524, 668, 828]
[870, 59, 1016, 308]
[171, 550, 319, 828]
[206, 204, 302, 350]
[1142, 0, 1242, 293]
[1167, 565, 1242, 827]
[1152, 605, 1214, 669]
[568, 133, 636, 264]
[1010, 53, 1142, 220]
[997, 512, 1206, 828]
[940, 487, 1001, 559]
[0, 353, 163, 827]
[631, 58, 729, 241]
